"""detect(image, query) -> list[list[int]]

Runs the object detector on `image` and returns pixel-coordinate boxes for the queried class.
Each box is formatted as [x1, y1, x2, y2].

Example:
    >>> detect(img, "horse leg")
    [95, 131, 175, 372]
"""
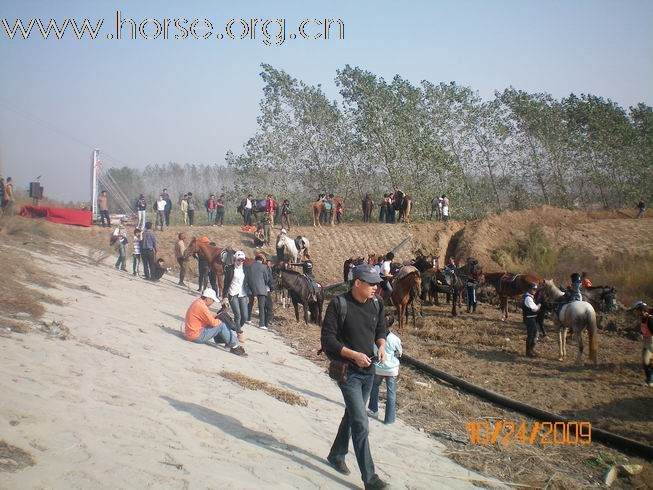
[293, 300, 300, 323]
[575, 326, 585, 366]
[451, 289, 458, 317]
[558, 326, 567, 361]
[303, 301, 309, 325]
[500, 296, 507, 321]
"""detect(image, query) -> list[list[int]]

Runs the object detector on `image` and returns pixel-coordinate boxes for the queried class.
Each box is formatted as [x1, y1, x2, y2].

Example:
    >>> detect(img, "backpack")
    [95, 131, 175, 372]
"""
[327, 294, 380, 357]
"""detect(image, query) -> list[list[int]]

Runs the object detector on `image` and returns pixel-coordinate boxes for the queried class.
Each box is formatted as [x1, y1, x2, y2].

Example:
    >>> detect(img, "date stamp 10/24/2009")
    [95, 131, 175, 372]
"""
[466, 420, 592, 446]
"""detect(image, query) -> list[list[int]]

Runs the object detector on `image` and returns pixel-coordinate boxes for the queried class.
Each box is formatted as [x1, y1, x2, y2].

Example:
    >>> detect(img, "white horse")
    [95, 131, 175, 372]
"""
[276, 234, 310, 262]
[542, 280, 599, 366]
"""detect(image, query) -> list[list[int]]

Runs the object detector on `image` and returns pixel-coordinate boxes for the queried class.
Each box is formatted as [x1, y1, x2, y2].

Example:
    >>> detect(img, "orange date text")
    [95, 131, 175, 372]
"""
[466, 420, 591, 445]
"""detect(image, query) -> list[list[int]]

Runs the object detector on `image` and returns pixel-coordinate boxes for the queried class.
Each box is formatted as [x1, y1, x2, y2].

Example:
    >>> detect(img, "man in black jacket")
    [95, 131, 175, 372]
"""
[246, 254, 273, 330]
[321, 264, 388, 490]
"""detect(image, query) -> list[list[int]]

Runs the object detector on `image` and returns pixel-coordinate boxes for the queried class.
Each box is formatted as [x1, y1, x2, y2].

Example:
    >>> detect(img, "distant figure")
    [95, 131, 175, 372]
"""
[522, 283, 541, 358]
[98, 190, 110, 227]
[180, 193, 189, 225]
[442, 194, 449, 222]
[243, 194, 253, 226]
[186, 193, 195, 226]
[155, 195, 167, 231]
[581, 272, 592, 289]
[175, 232, 187, 286]
[3, 177, 14, 213]
[113, 224, 128, 272]
[280, 199, 292, 230]
[141, 221, 157, 280]
[132, 227, 142, 276]
[335, 201, 344, 224]
[215, 193, 225, 226]
[636, 198, 646, 219]
[162, 188, 172, 226]
[632, 301, 653, 387]
[206, 194, 216, 225]
[136, 194, 147, 229]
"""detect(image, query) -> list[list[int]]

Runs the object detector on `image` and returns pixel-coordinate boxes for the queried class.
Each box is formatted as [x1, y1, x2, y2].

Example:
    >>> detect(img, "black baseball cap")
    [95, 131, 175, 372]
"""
[353, 264, 382, 284]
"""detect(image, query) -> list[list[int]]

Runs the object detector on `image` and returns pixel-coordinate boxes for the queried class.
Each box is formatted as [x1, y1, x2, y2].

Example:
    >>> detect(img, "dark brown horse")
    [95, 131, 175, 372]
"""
[183, 237, 230, 293]
[393, 191, 413, 224]
[362, 195, 374, 223]
[342, 257, 364, 283]
[274, 266, 323, 325]
[484, 272, 543, 321]
[390, 266, 422, 330]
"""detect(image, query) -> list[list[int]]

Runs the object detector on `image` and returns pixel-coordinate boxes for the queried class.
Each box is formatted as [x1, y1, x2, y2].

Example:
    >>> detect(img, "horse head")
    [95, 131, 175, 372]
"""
[183, 237, 198, 259]
[542, 279, 565, 301]
[220, 247, 235, 266]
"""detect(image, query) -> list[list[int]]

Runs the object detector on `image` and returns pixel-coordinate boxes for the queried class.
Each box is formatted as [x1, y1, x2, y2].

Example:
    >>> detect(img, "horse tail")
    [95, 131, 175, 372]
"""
[586, 307, 598, 365]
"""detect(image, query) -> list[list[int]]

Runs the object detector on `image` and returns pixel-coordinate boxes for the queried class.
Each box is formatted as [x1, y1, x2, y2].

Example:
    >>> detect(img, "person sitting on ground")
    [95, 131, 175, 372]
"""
[184, 288, 247, 356]
[632, 301, 653, 387]
[581, 271, 592, 289]
[152, 258, 169, 281]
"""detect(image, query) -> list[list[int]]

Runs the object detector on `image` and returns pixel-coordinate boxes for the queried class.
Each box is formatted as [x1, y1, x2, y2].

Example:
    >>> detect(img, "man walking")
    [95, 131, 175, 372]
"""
[141, 222, 157, 280]
[522, 283, 541, 357]
[246, 253, 273, 330]
[98, 190, 110, 227]
[321, 264, 389, 490]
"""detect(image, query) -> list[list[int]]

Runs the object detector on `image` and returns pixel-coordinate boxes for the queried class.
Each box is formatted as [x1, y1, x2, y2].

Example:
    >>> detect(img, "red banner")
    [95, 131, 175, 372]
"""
[20, 205, 92, 227]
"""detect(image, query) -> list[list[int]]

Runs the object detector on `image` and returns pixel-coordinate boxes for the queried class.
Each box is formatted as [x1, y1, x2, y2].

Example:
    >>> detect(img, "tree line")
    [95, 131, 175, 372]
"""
[109, 64, 653, 223]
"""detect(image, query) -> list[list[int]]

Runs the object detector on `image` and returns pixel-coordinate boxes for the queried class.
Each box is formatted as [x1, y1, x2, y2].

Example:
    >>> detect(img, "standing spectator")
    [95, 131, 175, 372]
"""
[183, 288, 247, 356]
[222, 251, 250, 335]
[522, 283, 541, 358]
[141, 222, 157, 280]
[581, 272, 592, 289]
[3, 177, 14, 214]
[243, 194, 253, 226]
[335, 200, 344, 224]
[368, 326, 402, 425]
[186, 193, 195, 226]
[162, 189, 172, 226]
[155, 195, 167, 231]
[320, 264, 388, 490]
[325, 194, 335, 223]
[113, 224, 128, 271]
[136, 194, 147, 229]
[206, 194, 216, 225]
[263, 212, 272, 245]
[264, 259, 275, 328]
[265, 194, 275, 226]
[98, 190, 110, 227]
[132, 227, 142, 276]
[466, 273, 478, 313]
[246, 253, 273, 330]
[636, 198, 646, 219]
[215, 193, 225, 226]
[386, 193, 395, 224]
[280, 199, 292, 230]
[379, 194, 388, 223]
[0, 177, 5, 214]
[180, 193, 189, 225]
[632, 301, 653, 386]
[175, 232, 187, 286]
[442, 194, 450, 222]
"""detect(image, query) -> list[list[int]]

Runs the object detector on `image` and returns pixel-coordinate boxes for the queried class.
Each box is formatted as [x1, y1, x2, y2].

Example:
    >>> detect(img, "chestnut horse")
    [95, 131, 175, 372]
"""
[312, 196, 344, 227]
[393, 191, 413, 224]
[390, 266, 422, 331]
[484, 272, 543, 321]
[362, 195, 374, 223]
[183, 237, 231, 294]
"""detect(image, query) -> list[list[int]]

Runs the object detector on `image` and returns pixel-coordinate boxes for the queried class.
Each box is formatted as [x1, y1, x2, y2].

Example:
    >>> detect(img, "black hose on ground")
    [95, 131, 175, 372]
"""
[401, 353, 653, 460]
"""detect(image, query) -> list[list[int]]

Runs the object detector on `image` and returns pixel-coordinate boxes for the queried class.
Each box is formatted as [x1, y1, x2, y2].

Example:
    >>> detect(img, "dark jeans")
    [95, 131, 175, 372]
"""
[229, 295, 249, 329]
[198, 262, 209, 291]
[188, 209, 195, 225]
[177, 257, 186, 284]
[156, 211, 165, 231]
[215, 208, 225, 225]
[466, 285, 477, 312]
[133, 253, 141, 275]
[525, 316, 538, 354]
[379, 207, 386, 223]
[165, 210, 171, 226]
[246, 294, 267, 327]
[244, 209, 252, 226]
[99, 209, 110, 227]
[329, 371, 377, 485]
[142, 249, 155, 279]
[265, 294, 273, 326]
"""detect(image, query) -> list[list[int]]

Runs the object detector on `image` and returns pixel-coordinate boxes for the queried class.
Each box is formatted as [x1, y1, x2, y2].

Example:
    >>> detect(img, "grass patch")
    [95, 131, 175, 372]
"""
[0, 440, 35, 472]
[219, 371, 307, 407]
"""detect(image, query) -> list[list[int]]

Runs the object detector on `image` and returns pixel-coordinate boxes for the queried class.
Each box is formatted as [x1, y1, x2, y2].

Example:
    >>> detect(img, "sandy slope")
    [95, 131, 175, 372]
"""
[0, 244, 488, 489]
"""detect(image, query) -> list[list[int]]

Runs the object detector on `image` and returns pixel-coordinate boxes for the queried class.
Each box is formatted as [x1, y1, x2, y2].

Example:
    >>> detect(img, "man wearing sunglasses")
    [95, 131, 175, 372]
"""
[321, 264, 388, 490]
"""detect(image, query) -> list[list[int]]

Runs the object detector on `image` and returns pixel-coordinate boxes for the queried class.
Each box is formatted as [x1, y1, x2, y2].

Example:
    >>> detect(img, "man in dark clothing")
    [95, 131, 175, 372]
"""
[321, 264, 389, 490]
[162, 189, 172, 226]
[522, 283, 541, 357]
[246, 254, 273, 329]
[141, 222, 157, 280]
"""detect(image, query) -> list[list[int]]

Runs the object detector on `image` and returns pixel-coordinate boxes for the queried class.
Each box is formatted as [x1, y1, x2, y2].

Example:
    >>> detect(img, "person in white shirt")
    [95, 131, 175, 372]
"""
[380, 252, 394, 296]
[243, 194, 254, 226]
[442, 195, 449, 222]
[156, 195, 167, 231]
[368, 327, 402, 424]
[222, 251, 250, 335]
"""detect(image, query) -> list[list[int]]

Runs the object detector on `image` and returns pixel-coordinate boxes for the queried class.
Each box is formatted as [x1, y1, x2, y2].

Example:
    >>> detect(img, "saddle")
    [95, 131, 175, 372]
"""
[394, 265, 419, 282]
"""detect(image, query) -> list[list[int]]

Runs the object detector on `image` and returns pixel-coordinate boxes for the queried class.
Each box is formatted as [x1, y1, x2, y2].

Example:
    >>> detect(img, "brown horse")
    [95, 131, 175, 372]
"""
[362, 195, 374, 223]
[183, 237, 230, 293]
[312, 196, 344, 227]
[484, 272, 543, 320]
[342, 256, 364, 283]
[390, 266, 422, 331]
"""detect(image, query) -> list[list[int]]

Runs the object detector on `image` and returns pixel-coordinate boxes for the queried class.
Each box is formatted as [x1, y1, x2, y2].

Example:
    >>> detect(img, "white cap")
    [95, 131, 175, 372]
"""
[280, 228, 287, 234]
[235, 250, 246, 260]
[201, 288, 218, 302]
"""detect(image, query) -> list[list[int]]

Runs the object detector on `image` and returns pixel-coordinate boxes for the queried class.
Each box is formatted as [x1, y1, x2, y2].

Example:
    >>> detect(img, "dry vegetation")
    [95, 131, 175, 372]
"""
[219, 371, 308, 407]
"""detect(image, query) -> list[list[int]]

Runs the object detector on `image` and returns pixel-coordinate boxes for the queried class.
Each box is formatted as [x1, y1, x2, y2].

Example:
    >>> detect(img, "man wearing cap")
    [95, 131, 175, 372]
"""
[632, 301, 653, 386]
[184, 288, 247, 356]
[321, 264, 389, 490]
[522, 283, 541, 358]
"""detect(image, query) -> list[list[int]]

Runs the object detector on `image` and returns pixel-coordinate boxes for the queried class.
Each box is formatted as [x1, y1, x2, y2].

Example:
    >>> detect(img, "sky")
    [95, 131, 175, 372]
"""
[1, 0, 652, 201]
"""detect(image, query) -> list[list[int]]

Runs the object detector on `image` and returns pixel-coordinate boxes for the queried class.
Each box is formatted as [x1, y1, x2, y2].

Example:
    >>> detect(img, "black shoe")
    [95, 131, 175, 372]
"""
[365, 475, 388, 490]
[326, 456, 351, 476]
[230, 346, 248, 357]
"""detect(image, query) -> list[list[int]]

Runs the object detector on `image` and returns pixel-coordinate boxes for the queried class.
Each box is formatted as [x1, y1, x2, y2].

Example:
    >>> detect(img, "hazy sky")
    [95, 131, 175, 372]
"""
[1, 0, 652, 201]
